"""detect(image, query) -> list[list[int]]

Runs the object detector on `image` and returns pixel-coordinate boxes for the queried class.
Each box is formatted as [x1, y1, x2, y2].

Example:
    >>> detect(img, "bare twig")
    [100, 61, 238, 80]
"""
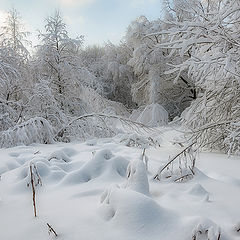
[28, 163, 42, 217]
[47, 223, 58, 237]
[153, 142, 196, 180]
[56, 113, 160, 139]
[29, 164, 37, 217]
[174, 174, 193, 182]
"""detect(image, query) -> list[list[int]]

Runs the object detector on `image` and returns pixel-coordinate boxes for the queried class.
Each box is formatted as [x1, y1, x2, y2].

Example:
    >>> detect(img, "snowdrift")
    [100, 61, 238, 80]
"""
[0, 133, 238, 240]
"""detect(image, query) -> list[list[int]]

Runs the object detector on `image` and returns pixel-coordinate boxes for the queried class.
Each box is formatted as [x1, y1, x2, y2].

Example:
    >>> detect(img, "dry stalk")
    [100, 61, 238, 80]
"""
[29, 165, 37, 217]
[174, 174, 193, 182]
[27, 163, 42, 217]
[47, 223, 58, 237]
[34, 150, 40, 155]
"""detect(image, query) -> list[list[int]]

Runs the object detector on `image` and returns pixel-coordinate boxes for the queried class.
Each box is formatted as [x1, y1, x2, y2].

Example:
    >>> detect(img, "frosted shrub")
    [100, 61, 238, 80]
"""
[0, 117, 54, 148]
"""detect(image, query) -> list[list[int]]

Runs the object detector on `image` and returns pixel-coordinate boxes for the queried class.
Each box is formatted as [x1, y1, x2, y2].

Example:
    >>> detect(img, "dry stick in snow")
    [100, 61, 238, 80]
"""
[47, 223, 58, 237]
[29, 164, 37, 217]
[28, 163, 42, 217]
[34, 150, 40, 155]
[142, 148, 146, 157]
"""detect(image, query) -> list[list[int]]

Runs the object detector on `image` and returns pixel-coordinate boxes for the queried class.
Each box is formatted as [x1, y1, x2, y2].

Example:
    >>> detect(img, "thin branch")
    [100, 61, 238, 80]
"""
[47, 223, 58, 237]
[153, 142, 196, 180]
[56, 113, 161, 138]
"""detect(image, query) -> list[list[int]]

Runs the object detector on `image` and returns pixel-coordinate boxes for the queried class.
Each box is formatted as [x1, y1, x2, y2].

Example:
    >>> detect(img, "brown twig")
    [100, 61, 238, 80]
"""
[29, 165, 37, 217]
[28, 163, 42, 217]
[47, 223, 58, 237]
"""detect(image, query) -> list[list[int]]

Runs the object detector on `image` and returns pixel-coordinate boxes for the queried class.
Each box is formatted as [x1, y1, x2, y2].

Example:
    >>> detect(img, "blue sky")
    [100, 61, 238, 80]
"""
[0, 0, 163, 46]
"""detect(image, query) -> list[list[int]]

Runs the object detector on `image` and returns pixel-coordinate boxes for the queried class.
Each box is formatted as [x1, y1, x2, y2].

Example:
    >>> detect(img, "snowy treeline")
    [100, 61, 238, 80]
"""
[0, 1, 239, 155]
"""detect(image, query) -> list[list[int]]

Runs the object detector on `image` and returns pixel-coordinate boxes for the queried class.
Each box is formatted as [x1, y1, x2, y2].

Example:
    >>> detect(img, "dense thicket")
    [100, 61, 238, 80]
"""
[0, 1, 239, 155]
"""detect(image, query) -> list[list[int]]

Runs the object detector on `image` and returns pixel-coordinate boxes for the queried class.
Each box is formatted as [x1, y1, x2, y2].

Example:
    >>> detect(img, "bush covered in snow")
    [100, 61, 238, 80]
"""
[0, 117, 54, 148]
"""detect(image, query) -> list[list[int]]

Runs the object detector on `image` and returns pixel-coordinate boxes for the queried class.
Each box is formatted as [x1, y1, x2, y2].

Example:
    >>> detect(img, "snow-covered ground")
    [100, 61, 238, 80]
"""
[0, 129, 239, 240]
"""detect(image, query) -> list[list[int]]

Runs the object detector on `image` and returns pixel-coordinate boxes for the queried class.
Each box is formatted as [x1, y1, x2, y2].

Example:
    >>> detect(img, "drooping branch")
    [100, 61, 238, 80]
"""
[56, 113, 160, 139]
[153, 142, 197, 181]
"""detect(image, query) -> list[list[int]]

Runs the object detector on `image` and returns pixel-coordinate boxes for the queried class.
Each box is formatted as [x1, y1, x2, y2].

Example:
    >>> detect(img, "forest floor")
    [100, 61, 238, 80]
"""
[0, 128, 240, 240]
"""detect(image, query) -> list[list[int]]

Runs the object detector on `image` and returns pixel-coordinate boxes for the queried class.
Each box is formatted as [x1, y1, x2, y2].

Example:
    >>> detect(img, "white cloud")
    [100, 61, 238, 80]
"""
[57, 0, 96, 7]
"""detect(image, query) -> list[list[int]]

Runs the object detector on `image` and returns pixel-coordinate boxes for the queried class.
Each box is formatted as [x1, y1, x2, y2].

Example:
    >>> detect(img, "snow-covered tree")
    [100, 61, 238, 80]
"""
[158, 0, 240, 154]
[36, 10, 84, 114]
[126, 15, 195, 119]
[0, 8, 31, 131]
[0, 8, 30, 59]
[103, 41, 136, 108]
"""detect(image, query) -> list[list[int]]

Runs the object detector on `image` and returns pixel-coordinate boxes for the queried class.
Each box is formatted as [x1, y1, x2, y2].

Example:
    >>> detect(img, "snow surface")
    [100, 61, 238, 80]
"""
[0, 129, 239, 240]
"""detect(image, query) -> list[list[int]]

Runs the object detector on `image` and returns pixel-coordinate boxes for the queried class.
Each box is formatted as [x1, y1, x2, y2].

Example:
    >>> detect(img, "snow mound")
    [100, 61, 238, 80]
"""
[192, 217, 221, 240]
[60, 147, 78, 157]
[48, 149, 72, 162]
[125, 159, 149, 196]
[187, 183, 209, 196]
[63, 149, 129, 184]
[99, 187, 179, 239]
[16, 157, 67, 186]
[85, 138, 98, 146]
[130, 103, 168, 127]
[119, 133, 161, 148]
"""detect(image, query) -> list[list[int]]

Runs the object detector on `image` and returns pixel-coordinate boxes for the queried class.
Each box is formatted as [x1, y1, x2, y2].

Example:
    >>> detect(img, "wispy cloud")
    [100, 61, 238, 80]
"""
[57, 0, 96, 7]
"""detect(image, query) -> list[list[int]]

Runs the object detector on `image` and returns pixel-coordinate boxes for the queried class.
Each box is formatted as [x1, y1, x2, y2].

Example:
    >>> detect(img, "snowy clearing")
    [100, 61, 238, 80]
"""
[0, 129, 239, 240]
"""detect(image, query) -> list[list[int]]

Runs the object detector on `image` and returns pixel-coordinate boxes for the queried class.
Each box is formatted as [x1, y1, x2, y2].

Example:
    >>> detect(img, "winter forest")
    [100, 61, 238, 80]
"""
[0, 0, 240, 239]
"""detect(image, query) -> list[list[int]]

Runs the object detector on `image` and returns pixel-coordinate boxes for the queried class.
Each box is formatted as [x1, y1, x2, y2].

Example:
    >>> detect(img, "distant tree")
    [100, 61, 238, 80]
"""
[36, 10, 84, 114]
[103, 41, 136, 108]
[0, 8, 31, 131]
[1, 8, 30, 59]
